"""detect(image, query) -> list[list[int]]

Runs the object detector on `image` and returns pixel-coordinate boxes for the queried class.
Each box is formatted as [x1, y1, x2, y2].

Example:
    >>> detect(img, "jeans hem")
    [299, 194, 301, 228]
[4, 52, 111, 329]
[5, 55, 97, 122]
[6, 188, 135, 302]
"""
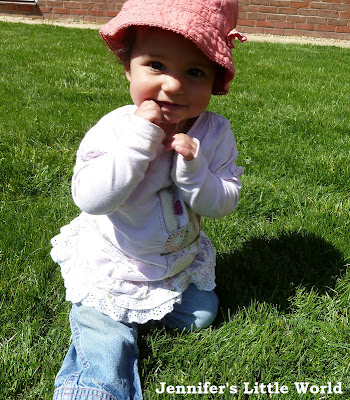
[53, 386, 119, 400]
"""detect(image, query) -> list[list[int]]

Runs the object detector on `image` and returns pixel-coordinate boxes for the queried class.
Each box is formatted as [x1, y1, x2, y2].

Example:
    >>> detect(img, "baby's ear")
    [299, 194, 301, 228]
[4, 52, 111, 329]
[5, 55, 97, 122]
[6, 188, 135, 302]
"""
[125, 68, 131, 82]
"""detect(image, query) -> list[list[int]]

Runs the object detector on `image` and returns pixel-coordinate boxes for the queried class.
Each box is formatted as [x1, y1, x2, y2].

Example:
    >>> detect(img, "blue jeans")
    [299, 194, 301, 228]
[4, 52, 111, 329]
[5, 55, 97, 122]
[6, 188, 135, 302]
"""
[53, 284, 218, 400]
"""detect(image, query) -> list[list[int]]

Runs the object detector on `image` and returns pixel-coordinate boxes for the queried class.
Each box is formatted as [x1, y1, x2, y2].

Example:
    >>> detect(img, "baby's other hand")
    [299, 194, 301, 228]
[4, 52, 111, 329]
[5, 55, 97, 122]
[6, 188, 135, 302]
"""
[134, 100, 163, 126]
[167, 134, 198, 161]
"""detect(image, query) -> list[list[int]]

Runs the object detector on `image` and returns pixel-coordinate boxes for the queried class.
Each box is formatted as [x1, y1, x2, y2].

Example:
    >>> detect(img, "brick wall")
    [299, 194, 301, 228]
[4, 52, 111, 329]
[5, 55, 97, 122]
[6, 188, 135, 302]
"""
[0, 0, 349, 40]
[0, 0, 124, 22]
[38, 0, 124, 20]
[237, 0, 350, 40]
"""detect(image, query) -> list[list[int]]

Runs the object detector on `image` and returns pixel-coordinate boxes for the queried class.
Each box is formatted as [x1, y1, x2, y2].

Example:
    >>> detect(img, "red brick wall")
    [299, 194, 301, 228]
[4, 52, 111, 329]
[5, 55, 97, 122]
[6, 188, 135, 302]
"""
[37, 0, 124, 21]
[0, 0, 124, 22]
[237, 0, 350, 40]
[0, 0, 349, 40]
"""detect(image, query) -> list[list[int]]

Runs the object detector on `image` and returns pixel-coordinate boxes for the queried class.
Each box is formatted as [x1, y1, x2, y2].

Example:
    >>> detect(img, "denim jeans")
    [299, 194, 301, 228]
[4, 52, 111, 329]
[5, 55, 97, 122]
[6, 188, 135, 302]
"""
[53, 284, 219, 400]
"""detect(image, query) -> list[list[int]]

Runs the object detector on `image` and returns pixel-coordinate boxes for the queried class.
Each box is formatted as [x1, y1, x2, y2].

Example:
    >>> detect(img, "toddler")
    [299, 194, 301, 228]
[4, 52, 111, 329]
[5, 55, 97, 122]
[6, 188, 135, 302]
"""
[51, 0, 246, 399]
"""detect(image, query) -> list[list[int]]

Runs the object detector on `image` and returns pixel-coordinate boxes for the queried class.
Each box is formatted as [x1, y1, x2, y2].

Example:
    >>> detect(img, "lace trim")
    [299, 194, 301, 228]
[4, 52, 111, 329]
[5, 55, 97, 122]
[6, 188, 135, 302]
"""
[51, 215, 216, 323]
[81, 289, 183, 324]
[79, 264, 216, 324]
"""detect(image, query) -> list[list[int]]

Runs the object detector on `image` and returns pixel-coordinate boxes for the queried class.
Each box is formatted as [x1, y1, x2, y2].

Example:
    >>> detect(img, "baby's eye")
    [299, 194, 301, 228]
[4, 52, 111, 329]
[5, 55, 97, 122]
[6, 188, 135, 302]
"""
[187, 68, 205, 78]
[149, 61, 164, 71]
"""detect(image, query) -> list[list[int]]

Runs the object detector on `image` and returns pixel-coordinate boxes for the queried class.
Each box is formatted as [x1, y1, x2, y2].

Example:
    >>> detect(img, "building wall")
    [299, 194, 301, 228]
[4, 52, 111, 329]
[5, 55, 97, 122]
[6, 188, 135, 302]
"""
[0, 0, 349, 40]
[0, 0, 123, 21]
[237, 0, 350, 40]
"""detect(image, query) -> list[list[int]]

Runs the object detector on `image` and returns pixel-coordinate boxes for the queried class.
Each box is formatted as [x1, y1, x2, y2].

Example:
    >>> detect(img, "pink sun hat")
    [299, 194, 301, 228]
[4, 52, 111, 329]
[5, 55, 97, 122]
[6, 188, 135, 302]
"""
[100, 0, 247, 95]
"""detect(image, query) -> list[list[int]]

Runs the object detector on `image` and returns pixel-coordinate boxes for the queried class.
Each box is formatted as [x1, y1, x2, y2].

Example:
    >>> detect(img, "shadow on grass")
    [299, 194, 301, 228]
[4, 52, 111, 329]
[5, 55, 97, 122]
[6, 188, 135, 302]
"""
[214, 231, 346, 321]
[138, 231, 347, 387]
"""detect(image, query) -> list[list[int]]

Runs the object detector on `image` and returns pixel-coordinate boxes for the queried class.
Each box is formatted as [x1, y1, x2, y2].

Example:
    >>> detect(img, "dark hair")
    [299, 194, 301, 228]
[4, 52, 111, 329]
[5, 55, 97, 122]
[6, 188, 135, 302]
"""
[114, 26, 138, 68]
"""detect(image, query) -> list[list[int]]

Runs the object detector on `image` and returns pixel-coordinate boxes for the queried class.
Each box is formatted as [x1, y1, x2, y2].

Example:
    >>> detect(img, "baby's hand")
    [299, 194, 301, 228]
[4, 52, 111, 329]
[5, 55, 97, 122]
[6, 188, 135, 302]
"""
[134, 100, 163, 126]
[167, 134, 198, 161]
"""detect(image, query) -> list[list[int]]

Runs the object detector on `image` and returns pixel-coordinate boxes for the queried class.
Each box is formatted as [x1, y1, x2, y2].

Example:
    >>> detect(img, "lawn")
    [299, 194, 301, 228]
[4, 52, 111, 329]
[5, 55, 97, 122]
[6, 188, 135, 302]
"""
[1, 21, 350, 400]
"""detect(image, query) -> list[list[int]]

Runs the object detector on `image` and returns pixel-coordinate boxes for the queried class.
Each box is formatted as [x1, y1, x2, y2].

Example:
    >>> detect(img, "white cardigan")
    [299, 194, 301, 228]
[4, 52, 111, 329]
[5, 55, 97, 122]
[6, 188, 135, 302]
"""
[51, 105, 243, 323]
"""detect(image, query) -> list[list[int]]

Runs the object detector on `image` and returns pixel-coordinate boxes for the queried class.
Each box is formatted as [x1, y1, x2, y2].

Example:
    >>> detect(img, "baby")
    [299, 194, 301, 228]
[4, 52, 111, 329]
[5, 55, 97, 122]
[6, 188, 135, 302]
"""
[51, 0, 246, 399]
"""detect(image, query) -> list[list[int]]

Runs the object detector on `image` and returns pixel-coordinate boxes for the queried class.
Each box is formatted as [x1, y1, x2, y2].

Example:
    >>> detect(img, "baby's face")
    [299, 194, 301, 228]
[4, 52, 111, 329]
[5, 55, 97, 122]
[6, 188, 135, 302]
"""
[125, 27, 216, 131]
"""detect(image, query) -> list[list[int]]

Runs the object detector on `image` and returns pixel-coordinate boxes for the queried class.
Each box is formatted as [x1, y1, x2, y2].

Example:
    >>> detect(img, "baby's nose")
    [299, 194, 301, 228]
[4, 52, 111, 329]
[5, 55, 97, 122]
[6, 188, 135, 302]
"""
[162, 74, 184, 94]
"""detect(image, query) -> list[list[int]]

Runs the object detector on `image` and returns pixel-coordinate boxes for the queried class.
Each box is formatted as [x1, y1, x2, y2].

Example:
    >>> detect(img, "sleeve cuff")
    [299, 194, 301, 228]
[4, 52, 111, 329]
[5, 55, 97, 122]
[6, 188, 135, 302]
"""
[172, 138, 208, 184]
[130, 114, 165, 146]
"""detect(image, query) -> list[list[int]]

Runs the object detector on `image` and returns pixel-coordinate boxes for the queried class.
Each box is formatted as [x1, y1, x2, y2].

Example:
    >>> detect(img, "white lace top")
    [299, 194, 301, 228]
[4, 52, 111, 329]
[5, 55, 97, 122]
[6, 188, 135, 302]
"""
[51, 105, 243, 324]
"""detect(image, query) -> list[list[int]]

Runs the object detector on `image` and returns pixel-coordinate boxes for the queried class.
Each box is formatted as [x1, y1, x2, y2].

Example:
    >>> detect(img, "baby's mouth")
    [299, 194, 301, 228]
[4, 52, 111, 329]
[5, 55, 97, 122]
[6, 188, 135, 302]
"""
[156, 101, 184, 111]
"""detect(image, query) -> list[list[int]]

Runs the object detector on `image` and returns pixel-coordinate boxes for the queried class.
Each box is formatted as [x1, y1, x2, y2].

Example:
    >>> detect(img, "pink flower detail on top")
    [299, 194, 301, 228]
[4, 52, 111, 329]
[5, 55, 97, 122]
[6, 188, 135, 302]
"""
[226, 29, 248, 49]
[174, 200, 183, 215]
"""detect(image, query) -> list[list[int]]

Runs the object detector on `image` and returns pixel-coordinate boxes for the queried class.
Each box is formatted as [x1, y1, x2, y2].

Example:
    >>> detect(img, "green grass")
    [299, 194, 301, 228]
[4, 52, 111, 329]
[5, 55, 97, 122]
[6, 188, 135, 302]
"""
[1, 21, 350, 399]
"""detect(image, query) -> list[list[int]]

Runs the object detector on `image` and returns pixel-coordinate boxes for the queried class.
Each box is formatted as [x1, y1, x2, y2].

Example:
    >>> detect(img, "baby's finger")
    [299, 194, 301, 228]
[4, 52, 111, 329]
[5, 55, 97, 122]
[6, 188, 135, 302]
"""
[134, 100, 163, 125]
[171, 134, 197, 161]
